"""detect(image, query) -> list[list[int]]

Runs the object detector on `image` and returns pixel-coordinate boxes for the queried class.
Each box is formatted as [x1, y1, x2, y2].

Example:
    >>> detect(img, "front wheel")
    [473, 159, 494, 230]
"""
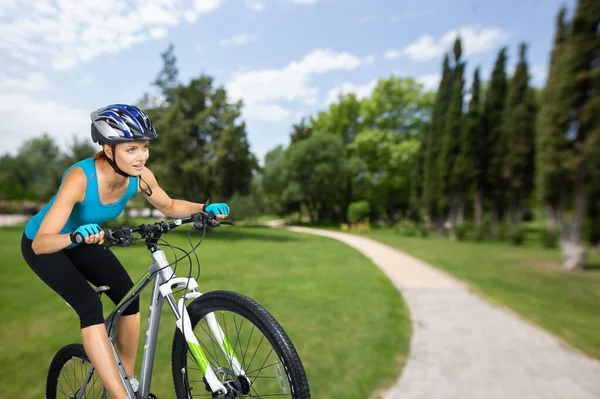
[171, 290, 310, 398]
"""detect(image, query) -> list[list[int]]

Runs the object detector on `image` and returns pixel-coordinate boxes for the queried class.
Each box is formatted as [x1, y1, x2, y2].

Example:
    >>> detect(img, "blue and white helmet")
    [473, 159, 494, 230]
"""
[91, 104, 159, 145]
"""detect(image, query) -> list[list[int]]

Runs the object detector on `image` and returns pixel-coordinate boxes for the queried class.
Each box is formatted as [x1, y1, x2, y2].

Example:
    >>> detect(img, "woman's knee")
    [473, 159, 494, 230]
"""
[121, 296, 139, 316]
[78, 301, 105, 329]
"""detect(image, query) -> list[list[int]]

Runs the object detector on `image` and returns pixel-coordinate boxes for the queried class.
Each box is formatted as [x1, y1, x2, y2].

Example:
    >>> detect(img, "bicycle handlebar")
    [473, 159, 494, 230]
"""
[96, 210, 233, 247]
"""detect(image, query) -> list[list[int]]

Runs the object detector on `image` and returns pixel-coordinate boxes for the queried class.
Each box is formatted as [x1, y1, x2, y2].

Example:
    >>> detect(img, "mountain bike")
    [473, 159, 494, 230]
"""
[45, 206, 311, 398]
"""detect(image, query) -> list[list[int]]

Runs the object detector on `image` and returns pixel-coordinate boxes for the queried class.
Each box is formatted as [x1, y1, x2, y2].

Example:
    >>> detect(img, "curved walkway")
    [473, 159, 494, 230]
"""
[284, 225, 600, 399]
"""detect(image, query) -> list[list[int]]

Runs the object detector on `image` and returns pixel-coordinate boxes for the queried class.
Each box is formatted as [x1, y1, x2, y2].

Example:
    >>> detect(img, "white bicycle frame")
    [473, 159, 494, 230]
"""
[75, 247, 250, 399]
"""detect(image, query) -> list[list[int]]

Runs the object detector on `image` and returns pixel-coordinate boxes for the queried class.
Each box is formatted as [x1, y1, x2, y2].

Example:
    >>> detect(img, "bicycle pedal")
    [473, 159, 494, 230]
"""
[148, 393, 158, 399]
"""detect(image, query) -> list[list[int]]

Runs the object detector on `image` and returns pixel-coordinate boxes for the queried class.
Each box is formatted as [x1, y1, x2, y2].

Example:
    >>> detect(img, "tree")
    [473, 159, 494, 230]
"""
[16, 134, 63, 201]
[502, 43, 537, 227]
[153, 43, 179, 105]
[290, 118, 313, 144]
[537, 7, 570, 231]
[311, 93, 362, 145]
[361, 76, 435, 138]
[285, 134, 350, 222]
[439, 37, 467, 237]
[545, 0, 600, 270]
[149, 75, 257, 203]
[423, 54, 453, 234]
[481, 47, 509, 234]
[261, 145, 296, 216]
[349, 129, 420, 222]
[462, 67, 483, 225]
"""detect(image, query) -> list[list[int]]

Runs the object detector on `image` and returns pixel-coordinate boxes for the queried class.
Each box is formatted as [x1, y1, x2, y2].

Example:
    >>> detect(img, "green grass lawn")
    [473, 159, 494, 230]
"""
[0, 223, 409, 399]
[359, 228, 600, 360]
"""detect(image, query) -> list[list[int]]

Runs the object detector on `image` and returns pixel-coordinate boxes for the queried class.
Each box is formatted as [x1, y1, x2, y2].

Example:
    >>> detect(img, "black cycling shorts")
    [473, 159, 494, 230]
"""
[21, 233, 139, 329]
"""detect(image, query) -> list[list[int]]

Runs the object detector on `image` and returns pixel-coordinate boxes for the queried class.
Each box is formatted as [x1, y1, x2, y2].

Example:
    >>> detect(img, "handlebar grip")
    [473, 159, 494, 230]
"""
[103, 229, 112, 240]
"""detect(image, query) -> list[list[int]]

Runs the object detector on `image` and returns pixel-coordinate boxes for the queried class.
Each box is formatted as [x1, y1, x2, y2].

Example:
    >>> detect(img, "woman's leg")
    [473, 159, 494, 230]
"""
[81, 324, 129, 398]
[65, 243, 141, 378]
[21, 234, 129, 398]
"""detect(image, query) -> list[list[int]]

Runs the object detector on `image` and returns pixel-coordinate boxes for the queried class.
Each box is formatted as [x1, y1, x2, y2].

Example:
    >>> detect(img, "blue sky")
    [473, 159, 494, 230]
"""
[0, 0, 576, 164]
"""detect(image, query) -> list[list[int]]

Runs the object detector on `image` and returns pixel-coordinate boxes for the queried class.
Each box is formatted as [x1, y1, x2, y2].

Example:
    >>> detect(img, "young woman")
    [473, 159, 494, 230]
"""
[21, 104, 230, 399]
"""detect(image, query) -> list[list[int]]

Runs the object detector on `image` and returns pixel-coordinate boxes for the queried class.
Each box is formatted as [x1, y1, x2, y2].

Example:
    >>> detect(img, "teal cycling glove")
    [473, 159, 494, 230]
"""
[70, 223, 102, 244]
[205, 203, 230, 216]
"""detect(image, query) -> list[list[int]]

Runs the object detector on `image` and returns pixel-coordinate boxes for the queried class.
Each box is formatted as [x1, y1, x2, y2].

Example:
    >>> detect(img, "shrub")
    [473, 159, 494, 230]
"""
[540, 228, 559, 248]
[347, 201, 370, 224]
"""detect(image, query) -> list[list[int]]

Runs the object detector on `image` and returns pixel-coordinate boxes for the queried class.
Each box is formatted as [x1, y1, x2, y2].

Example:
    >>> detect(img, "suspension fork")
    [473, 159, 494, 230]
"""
[159, 277, 250, 394]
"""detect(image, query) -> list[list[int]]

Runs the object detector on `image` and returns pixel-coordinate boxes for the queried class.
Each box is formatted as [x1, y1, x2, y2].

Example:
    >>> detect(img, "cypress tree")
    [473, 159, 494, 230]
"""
[439, 37, 466, 237]
[481, 47, 509, 234]
[536, 7, 569, 230]
[423, 54, 453, 234]
[460, 67, 483, 225]
[556, 0, 599, 270]
[502, 43, 537, 227]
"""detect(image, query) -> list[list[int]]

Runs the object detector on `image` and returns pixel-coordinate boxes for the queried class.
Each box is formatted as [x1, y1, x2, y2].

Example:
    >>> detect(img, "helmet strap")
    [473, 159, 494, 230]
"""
[105, 145, 131, 178]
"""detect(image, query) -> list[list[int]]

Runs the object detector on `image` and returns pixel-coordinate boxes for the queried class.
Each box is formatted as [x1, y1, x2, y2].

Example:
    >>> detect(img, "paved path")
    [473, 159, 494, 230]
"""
[0, 214, 28, 227]
[285, 226, 600, 399]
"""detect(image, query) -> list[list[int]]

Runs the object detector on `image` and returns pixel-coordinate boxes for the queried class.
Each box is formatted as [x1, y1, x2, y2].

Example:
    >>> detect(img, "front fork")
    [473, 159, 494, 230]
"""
[159, 276, 250, 396]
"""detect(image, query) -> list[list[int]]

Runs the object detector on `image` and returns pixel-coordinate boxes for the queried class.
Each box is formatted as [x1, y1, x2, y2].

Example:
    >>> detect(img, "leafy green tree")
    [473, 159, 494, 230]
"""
[361, 76, 435, 138]
[149, 75, 257, 203]
[311, 93, 362, 145]
[153, 43, 179, 105]
[285, 134, 350, 222]
[349, 129, 420, 222]
[290, 118, 313, 144]
[15, 134, 63, 201]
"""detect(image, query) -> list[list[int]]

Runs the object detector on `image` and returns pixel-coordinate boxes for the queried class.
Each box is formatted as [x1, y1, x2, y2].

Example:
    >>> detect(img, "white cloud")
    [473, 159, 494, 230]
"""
[0, 93, 90, 156]
[246, 0, 266, 11]
[365, 54, 376, 64]
[326, 80, 377, 105]
[220, 33, 256, 46]
[404, 26, 507, 62]
[384, 49, 403, 60]
[226, 49, 368, 122]
[0, 73, 53, 92]
[149, 27, 168, 39]
[415, 73, 441, 91]
[0, 0, 225, 71]
[245, 0, 317, 10]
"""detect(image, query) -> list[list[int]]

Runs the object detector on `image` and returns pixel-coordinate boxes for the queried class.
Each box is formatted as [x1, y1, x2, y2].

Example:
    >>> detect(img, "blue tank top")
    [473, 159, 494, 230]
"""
[24, 158, 139, 240]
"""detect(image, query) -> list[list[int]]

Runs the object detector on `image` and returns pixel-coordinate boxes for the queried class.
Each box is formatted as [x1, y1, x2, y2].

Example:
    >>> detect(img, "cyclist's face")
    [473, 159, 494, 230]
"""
[113, 141, 150, 176]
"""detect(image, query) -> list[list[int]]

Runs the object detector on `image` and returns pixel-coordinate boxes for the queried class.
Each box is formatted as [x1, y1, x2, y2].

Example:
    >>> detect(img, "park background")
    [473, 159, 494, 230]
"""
[0, 0, 598, 397]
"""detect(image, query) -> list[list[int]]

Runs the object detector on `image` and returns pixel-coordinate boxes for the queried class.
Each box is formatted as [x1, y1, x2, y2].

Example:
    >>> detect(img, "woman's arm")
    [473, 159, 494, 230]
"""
[32, 168, 88, 255]
[139, 167, 207, 218]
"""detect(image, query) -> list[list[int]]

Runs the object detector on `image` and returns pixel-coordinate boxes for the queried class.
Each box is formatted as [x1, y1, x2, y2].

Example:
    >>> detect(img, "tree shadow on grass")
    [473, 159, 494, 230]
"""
[168, 226, 301, 242]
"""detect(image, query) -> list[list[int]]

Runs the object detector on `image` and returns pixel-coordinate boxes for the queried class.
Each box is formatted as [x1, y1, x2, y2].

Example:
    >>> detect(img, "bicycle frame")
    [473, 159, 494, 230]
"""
[76, 246, 249, 399]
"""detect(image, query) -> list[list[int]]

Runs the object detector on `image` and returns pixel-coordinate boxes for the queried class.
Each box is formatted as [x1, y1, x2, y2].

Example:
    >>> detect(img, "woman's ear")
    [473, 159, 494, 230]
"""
[103, 144, 113, 160]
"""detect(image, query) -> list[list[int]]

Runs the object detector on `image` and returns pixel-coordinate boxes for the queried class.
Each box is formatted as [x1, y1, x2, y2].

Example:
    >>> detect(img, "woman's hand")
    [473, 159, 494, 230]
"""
[204, 203, 230, 221]
[70, 223, 105, 246]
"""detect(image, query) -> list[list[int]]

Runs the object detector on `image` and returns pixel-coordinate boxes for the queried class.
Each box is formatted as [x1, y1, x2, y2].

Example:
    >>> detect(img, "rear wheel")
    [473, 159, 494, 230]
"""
[46, 343, 107, 399]
[172, 290, 311, 398]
